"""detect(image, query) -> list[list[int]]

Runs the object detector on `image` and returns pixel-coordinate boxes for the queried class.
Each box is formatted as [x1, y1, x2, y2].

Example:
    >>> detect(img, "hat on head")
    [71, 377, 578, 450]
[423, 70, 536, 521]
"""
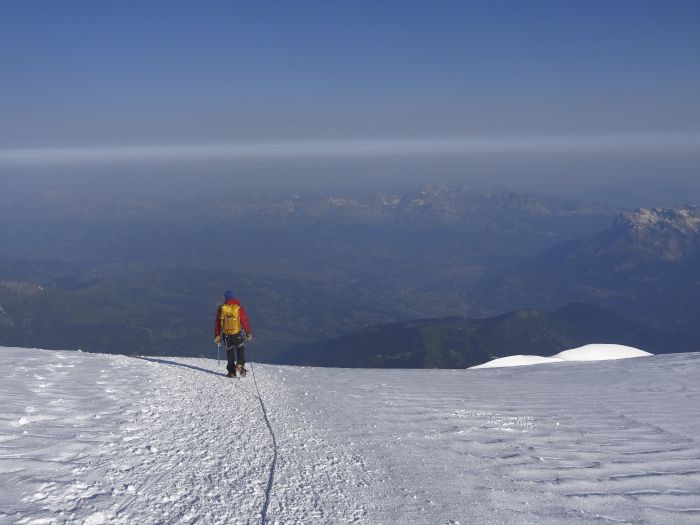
[224, 290, 234, 301]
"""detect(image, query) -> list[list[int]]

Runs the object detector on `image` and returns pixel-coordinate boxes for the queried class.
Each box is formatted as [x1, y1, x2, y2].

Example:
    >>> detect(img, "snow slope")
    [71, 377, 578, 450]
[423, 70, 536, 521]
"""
[472, 343, 652, 369]
[2, 347, 700, 524]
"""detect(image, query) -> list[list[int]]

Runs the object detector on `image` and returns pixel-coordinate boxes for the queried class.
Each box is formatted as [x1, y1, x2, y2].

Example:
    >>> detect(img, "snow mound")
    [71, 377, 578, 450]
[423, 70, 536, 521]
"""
[471, 343, 651, 369]
[553, 343, 652, 361]
[470, 355, 563, 369]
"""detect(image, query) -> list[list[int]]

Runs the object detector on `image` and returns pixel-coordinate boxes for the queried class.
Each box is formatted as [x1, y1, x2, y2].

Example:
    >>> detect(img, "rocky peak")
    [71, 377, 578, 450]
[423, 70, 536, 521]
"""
[611, 206, 700, 261]
[615, 206, 700, 236]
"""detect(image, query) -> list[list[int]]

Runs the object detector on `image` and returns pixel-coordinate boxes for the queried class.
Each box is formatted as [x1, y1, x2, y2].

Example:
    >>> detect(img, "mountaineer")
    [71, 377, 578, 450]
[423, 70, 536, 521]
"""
[214, 290, 253, 378]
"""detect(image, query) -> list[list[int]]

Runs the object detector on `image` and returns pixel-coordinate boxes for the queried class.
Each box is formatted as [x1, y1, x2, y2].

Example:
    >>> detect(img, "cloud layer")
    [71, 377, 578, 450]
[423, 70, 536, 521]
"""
[1, 133, 699, 165]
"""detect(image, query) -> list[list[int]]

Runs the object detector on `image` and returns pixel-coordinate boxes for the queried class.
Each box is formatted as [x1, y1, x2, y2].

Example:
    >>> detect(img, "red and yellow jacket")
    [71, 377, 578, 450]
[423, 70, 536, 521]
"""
[215, 299, 252, 337]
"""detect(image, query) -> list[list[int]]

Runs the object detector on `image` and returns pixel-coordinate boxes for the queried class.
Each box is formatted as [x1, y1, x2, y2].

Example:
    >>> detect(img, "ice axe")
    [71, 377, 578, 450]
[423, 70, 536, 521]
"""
[217, 341, 221, 367]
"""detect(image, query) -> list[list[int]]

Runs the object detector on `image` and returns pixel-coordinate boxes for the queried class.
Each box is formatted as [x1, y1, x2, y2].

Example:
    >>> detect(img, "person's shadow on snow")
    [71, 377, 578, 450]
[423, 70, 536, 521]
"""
[134, 356, 227, 378]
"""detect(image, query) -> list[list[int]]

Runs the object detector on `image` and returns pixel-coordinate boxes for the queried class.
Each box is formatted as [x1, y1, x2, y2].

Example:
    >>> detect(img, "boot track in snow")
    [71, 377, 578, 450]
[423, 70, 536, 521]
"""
[250, 363, 278, 525]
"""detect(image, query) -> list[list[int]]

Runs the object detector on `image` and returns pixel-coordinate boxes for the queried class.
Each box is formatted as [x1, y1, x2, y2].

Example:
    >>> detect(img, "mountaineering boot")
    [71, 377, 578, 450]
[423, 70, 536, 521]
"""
[236, 363, 247, 378]
[227, 371, 236, 378]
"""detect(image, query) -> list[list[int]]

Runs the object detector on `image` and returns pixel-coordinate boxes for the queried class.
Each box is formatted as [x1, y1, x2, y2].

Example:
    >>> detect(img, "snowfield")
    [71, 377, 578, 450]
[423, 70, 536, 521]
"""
[1, 347, 700, 524]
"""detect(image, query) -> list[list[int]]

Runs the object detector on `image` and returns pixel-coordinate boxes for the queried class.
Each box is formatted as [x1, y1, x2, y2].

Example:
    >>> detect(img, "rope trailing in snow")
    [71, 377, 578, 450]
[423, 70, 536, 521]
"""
[250, 362, 278, 525]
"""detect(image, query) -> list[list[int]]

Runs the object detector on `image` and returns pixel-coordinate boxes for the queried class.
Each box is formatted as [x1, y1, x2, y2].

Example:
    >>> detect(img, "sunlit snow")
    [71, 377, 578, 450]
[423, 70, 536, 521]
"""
[1, 346, 699, 524]
[471, 343, 652, 369]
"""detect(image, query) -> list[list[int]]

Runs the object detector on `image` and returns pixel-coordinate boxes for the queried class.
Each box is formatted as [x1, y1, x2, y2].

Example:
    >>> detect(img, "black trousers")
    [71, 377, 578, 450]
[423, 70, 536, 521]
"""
[223, 332, 246, 372]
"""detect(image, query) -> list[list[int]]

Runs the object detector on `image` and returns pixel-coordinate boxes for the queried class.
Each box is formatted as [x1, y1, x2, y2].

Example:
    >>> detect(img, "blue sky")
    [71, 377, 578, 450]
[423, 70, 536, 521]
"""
[1, 0, 699, 195]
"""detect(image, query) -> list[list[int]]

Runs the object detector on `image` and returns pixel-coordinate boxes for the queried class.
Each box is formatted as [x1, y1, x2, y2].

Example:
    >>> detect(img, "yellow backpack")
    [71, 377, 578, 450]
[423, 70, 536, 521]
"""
[220, 303, 242, 335]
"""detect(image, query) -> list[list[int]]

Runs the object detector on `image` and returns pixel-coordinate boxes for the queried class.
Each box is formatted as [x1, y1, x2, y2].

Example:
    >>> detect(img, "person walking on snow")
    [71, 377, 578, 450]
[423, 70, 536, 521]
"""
[214, 290, 253, 378]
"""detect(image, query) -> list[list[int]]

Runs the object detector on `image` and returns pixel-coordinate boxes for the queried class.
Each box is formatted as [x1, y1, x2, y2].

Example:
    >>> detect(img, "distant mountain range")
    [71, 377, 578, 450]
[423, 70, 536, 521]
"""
[198, 185, 611, 227]
[472, 206, 700, 337]
[1, 186, 615, 267]
[282, 303, 696, 369]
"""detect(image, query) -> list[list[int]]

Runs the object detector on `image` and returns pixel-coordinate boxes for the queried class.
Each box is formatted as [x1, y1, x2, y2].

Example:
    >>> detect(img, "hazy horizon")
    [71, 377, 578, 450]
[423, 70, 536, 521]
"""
[2, 1, 699, 204]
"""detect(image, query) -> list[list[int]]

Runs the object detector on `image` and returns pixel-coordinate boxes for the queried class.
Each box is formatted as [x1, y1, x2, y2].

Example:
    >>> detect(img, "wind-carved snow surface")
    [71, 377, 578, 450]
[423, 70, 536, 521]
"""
[471, 343, 652, 369]
[1, 347, 700, 524]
